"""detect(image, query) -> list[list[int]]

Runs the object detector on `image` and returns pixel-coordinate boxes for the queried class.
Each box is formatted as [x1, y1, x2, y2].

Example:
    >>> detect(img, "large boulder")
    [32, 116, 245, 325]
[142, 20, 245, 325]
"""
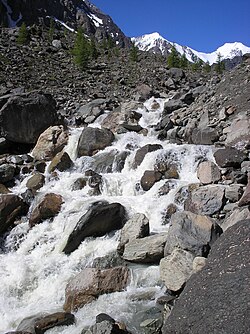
[184, 185, 225, 216]
[63, 202, 126, 254]
[222, 207, 250, 231]
[162, 220, 250, 334]
[133, 144, 163, 169]
[117, 213, 149, 254]
[214, 147, 247, 168]
[63, 267, 129, 312]
[197, 161, 221, 184]
[238, 175, 250, 207]
[140, 170, 162, 191]
[160, 248, 194, 292]
[0, 163, 16, 184]
[0, 194, 28, 235]
[0, 92, 59, 144]
[32, 125, 69, 161]
[122, 233, 168, 263]
[164, 211, 223, 257]
[29, 193, 63, 227]
[77, 127, 115, 157]
[225, 116, 250, 150]
[48, 151, 73, 173]
[191, 128, 219, 145]
[26, 173, 45, 192]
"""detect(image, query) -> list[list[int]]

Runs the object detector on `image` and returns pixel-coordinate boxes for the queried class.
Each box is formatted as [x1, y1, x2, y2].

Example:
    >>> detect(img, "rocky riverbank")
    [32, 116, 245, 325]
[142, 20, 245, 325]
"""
[0, 26, 250, 334]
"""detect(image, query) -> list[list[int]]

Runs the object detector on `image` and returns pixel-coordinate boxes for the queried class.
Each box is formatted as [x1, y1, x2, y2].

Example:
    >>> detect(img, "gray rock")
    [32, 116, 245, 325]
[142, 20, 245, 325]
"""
[34, 312, 75, 334]
[238, 176, 250, 207]
[163, 99, 184, 114]
[0, 163, 15, 184]
[118, 213, 150, 254]
[197, 161, 221, 184]
[192, 256, 207, 273]
[48, 151, 73, 173]
[139, 307, 163, 334]
[134, 84, 153, 102]
[162, 220, 250, 334]
[123, 233, 167, 263]
[26, 173, 45, 192]
[214, 147, 247, 168]
[184, 185, 225, 216]
[191, 127, 219, 145]
[222, 207, 250, 231]
[225, 116, 250, 150]
[160, 248, 194, 292]
[0, 92, 59, 144]
[133, 144, 163, 169]
[164, 211, 222, 257]
[63, 202, 126, 254]
[77, 127, 115, 157]
[225, 184, 243, 202]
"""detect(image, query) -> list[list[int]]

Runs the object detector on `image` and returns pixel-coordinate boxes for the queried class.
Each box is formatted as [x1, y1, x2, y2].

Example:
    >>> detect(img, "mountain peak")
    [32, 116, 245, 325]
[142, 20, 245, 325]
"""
[133, 32, 250, 65]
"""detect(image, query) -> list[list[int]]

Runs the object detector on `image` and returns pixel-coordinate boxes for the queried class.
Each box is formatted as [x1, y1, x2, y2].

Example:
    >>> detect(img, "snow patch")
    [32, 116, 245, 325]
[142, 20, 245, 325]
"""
[47, 16, 75, 33]
[87, 13, 103, 27]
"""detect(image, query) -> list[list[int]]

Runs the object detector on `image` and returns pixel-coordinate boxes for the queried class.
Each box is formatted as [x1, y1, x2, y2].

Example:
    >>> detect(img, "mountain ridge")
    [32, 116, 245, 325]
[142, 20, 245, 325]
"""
[132, 32, 250, 65]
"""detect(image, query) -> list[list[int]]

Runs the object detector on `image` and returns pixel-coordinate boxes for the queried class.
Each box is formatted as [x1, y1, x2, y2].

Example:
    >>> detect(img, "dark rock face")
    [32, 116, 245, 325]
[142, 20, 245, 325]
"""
[34, 312, 75, 334]
[214, 147, 247, 168]
[132, 144, 163, 169]
[63, 201, 126, 254]
[140, 170, 162, 191]
[48, 151, 73, 173]
[0, 194, 28, 235]
[77, 127, 115, 157]
[162, 220, 250, 334]
[0, 92, 59, 144]
[0, 164, 16, 184]
[0, 0, 130, 47]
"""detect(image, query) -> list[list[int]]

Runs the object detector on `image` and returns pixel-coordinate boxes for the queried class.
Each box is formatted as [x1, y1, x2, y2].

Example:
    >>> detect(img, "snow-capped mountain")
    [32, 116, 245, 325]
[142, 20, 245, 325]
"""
[0, 0, 131, 47]
[132, 32, 250, 64]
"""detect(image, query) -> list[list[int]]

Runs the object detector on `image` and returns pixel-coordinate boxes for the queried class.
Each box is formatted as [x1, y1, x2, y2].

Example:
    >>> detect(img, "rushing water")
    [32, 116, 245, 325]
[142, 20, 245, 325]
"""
[0, 97, 214, 333]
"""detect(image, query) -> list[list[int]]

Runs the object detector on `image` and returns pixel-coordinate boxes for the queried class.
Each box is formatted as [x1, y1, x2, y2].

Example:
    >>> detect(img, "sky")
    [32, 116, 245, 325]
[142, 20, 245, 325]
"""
[92, 0, 250, 52]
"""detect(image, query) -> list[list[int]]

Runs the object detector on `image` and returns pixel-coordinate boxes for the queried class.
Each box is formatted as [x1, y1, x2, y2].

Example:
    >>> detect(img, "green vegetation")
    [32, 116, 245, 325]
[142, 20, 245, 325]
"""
[48, 18, 55, 43]
[167, 44, 181, 68]
[215, 52, 225, 74]
[72, 28, 90, 69]
[17, 22, 29, 45]
[130, 42, 139, 62]
[204, 61, 211, 73]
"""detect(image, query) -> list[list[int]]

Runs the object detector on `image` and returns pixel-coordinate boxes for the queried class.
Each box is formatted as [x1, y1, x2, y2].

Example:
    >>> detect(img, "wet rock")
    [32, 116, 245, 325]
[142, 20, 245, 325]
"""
[92, 251, 125, 269]
[197, 161, 221, 184]
[158, 181, 175, 196]
[137, 307, 163, 334]
[184, 185, 225, 216]
[63, 202, 126, 254]
[132, 144, 163, 169]
[225, 184, 243, 202]
[71, 178, 87, 191]
[123, 233, 167, 263]
[162, 203, 178, 224]
[164, 211, 223, 257]
[191, 127, 219, 145]
[33, 312, 75, 334]
[238, 176, 250, 207]
[163, 99, 184, 114]
[0, 194, 28, 235]
[16, 314, 46, 334]
[34, 161, 46, 173]
[89, 149, 118, 173]
[0, 183, 10, 194]
[48, 151, 73, 173]
[214, 147, 247, 168]
[77, 127, 115, 157]
[85, 313, 131, 334]
[64, 267, 129, 312]
[0, 92, 59, 144]
[26, 173, 45, 192]
[101, 101, 142, 134]
[29, 193, 63, 227]
[21, 189, 35, 205]
[141, 170, 162, 191]
[32, 125, 69, 161]
[164, 165, 179, 179]
[160, 248, 194, 292]
[162, 220, 250, 334]
[117, 213, 150, 254]
[0, 163, 15, 184]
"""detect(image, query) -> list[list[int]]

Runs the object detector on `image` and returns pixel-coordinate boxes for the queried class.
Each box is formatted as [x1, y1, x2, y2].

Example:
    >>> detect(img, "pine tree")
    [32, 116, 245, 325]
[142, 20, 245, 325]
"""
[167, 44, 181, 68]
[72, 27, 90, 69]
[17, 22, 29, 45]
[204, 61, 211, 73]
[180, 53, 188, 69]
[215, 53, 225, 74]
[48, 18, 55, 43]
[130, 42, 139, 62]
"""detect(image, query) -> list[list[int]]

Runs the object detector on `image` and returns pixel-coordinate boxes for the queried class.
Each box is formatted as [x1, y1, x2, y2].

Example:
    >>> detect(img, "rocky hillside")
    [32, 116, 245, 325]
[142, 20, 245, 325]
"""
[0, 0, 130, 47]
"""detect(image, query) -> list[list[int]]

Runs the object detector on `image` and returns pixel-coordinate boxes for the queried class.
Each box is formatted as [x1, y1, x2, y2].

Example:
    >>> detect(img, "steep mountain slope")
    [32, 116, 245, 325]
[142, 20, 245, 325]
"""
[0, 0, 130, 46]
[132, 32, 250, 64]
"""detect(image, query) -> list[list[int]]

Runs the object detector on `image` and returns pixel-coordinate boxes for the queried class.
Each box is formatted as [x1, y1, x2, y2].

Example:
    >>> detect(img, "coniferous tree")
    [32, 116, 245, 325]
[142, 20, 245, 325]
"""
[130, 42, 139, 62]
[17, 22, 29, 45]
[48, 18, 55, 43]
[167, 44, 181, 68]
[204, 61, 211, 73]
[215, 53, 225, 74]
[180, 53, 188, 69]
[72, 27, 90, 69]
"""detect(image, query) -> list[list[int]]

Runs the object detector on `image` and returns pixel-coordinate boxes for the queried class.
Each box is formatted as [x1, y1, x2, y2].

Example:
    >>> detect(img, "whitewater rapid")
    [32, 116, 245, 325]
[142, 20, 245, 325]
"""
[0, 97, 214, 333]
